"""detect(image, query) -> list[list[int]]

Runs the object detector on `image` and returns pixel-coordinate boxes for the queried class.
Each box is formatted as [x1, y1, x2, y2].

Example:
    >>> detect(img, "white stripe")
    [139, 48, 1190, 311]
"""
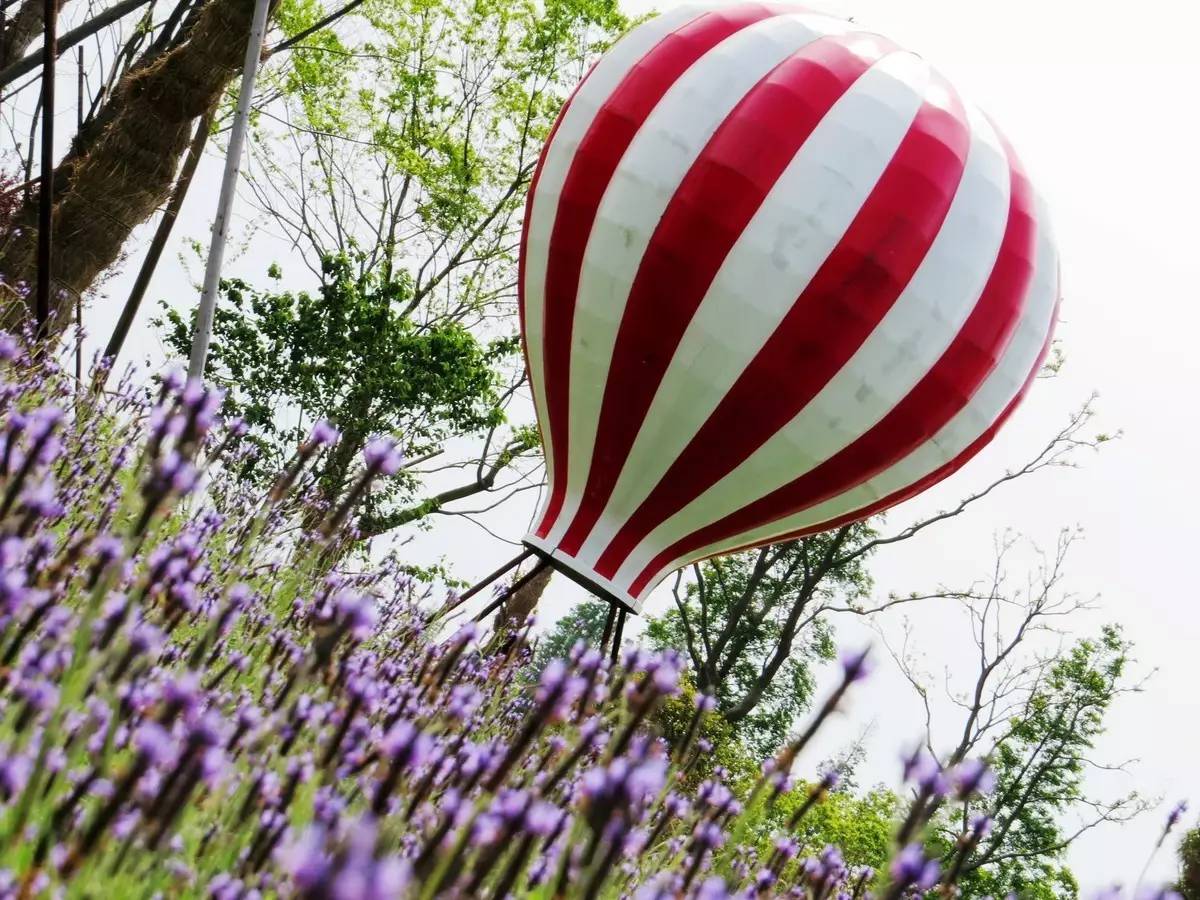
[522, 3, 708, 522]
[610, 98, 1010, 589]
[630, 192, 1059, 602]
[546, 12, 855, 546]
[571, 49, 931, 569]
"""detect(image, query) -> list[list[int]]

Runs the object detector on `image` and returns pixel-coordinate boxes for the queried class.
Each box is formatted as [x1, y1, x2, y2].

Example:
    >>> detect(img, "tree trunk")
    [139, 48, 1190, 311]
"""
[494, 565, 552, 634]
[0, 0, 263, 335]
[0, 0, 71, 67]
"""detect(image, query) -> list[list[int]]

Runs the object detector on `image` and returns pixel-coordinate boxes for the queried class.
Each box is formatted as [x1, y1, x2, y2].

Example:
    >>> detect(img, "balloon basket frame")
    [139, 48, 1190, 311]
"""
[456, 543, 635, 662]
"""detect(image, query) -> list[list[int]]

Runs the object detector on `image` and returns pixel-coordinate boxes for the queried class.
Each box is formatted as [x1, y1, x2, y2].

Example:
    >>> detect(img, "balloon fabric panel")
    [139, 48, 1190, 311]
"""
[517, 6, 1059, 612]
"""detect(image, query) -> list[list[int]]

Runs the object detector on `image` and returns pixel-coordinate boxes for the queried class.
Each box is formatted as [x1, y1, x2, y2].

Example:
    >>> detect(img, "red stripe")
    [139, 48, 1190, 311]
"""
[517, 56, 599, 471]
[624, 126, 1035, 592]
[532, 4, 785, 539]
[555, 34, 892, 558]
[594, 84, 973, 579]
[628, 303, 1060, 600]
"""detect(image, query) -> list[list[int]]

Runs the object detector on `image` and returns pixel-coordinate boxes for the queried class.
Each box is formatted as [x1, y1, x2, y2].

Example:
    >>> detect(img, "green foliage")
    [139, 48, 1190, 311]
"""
[252, 0, 629, 288]
[652, 674, 759, 794]
[773, 783, 899, 871]
[1179, 827, 1200, 899]
[531, 599, 610, 673]
[644, 528, 876, 757]
[184, 0, 633, 545]
[955, 626, 1136, 900]
[158, 255, 511, 528]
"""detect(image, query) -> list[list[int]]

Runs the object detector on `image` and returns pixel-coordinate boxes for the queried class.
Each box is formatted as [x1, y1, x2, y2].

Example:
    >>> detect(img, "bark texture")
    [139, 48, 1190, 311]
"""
[0, 0, 258, 334]
[0, 0, 71, 67]
[493, 565, 553, 637]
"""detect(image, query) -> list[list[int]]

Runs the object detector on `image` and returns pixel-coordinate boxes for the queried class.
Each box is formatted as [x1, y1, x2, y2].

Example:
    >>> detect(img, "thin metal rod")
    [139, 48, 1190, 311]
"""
[186, 0, 272, 381]
[598, 602, 617, 654]
[609, 607, 627, 664]
[472, 558, 550, 624]
[456, 548, 533, 605]
[34, 0, 58, 337]
[73, 45, 82, 383]
[100, 111, 210, 385]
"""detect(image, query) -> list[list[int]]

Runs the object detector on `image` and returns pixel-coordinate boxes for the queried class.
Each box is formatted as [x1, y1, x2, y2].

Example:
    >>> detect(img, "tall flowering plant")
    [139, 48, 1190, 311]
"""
[0, 338, 1184, 899]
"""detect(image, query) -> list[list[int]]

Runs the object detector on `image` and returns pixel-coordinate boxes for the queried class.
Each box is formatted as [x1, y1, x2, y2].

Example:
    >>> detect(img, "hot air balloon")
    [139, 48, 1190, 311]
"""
[467, 3, 1058, 639]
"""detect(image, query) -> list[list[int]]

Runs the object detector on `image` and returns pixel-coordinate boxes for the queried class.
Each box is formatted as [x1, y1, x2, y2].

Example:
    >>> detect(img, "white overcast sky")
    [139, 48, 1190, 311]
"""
[69, 0, 1200, 890]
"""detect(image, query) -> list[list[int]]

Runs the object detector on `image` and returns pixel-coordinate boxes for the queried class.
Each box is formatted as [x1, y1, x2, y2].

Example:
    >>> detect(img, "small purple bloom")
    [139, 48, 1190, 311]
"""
[951, 758, 996, 798]
[1167, 800, 1189, 831]
[839, 646, 873, 683]
[363, 436, 404, 475]
[308, 419, 340, 447]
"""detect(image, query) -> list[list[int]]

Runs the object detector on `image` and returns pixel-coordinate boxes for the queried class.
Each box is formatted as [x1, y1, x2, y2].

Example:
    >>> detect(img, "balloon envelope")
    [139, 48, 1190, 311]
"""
[518, 4, 1058, 612]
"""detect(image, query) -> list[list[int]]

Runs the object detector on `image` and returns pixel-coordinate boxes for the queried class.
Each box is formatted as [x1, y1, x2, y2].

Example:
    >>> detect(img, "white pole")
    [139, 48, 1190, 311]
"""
[187, 0, 272, 382]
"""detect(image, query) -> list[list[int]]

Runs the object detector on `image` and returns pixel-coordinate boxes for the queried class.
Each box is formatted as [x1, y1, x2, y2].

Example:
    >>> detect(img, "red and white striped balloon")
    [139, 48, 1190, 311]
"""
[518, 3, 1058, 612]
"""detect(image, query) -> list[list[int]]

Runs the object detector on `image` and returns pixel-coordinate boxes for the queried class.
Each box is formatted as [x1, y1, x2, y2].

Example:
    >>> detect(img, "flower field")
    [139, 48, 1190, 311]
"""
[0, 339, 1179, 899]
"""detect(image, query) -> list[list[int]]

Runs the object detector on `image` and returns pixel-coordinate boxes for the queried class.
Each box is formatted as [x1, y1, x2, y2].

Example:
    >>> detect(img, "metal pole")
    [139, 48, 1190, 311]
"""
[100, 112, 210, 387]
[34, 0, 57, 338]
[609, 607, 627, 664]
[455, 548, 533, 605]
[186, 0, 272, 381]
[472, 558, 550, 624]
[73, 45, 82, 382]
[598, 602, 617, 655]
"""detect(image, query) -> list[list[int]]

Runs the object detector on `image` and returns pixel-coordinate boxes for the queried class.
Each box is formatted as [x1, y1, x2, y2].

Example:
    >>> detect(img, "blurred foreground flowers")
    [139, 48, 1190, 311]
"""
[0, 338, 1182, 899]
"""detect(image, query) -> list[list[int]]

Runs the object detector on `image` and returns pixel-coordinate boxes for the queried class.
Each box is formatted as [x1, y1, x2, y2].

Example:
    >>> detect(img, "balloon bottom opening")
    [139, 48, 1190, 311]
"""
[521, 535, 640, 615]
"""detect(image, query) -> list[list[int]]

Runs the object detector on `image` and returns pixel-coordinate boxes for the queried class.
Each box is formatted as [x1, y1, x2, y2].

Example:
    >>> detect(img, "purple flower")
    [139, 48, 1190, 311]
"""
[363, 436, 403, 475]
[277, 827, 330, 891]
[525, 800, 564, 837]
[134, 722, 175, 766]
[20, 477, 64, 518]
[0, 752, 32, 799]
[1167, 800, 1189, 831]
[335, 591, 377, 641]
[0, 332, 19, 361]
[951, 758, 996, 798]
[901, 746, 947, 795]
[969, 813, 994, 840]
[695, 876, 730, 900]
[692, 821, 725, 851]
[839, 646, 873, 683]
[379, 720, 434, 771]
[890, 844, 940, 891]
[308, 419, 340, 447]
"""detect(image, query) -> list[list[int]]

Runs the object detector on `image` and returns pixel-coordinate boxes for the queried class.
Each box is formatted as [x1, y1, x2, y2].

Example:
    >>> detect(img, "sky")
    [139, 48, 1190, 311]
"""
[61, 0, 1200, 890]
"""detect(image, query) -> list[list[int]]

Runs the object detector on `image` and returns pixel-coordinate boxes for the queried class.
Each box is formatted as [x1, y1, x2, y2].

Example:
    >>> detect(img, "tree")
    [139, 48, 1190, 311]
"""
[155, 0, 628, 541]
[644, 401, 1110, 758]
[888, 530, 1148, 899]
[157, 255, 539, 536]
[773, 781, 899, 871]
[1180, 827, 1200, 900]
[646, 535, 849, 758]
[530, 598, 610, 674]
[0, 0, 267, 332]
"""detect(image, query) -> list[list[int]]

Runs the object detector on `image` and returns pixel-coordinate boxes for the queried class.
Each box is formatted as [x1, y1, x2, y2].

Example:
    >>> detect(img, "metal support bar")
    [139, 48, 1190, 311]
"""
[471, 558, 550, 624]
[598, 602, 617, 654]
[34, 0, 58, 337]
[609, 606, 627, 664]
[456, 548, 532, 605]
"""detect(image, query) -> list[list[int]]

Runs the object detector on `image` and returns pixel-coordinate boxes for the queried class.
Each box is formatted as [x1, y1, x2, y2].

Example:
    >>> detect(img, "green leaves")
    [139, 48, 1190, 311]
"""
[645, 527, 876, 758]
[955, 625, 1138, 899]
[157, 255, 514, 522]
